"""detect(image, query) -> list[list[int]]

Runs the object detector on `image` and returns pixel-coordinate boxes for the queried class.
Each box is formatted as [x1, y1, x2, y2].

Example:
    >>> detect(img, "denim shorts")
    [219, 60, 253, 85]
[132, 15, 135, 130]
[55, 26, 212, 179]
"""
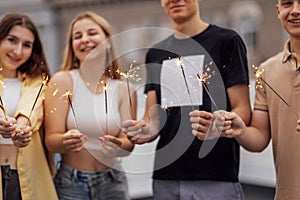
[54, 162, 130, 200]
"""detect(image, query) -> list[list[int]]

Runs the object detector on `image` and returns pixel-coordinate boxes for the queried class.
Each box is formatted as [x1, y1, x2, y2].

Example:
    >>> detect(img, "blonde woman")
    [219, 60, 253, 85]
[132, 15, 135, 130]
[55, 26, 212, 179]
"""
[44, 11, 136, 200]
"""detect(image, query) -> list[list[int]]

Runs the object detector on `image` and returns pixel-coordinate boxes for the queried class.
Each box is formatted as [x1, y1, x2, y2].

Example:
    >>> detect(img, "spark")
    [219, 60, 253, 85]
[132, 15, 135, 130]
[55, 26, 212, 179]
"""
[253, 65, 298, 118]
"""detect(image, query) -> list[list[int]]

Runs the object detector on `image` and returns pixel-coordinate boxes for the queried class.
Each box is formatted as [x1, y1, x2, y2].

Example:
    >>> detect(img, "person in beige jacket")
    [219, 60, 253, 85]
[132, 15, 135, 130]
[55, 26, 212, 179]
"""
[0, 13, 57, 200]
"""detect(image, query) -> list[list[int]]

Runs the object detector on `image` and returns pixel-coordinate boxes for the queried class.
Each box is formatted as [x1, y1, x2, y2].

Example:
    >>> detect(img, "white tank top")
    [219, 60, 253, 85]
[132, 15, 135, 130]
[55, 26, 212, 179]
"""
[67, 70, 121, 151]
[0, 78, 22, 145]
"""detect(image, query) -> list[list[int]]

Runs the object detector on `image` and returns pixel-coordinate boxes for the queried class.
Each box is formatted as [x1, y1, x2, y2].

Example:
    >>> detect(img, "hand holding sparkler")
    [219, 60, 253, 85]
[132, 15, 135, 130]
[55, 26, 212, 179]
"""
[98, 135, 123, 156]
[12, 125, 32, 148]
[60, 90, 88, 151]
[62, 129, 88, 152]
[0, 117, 16, 139]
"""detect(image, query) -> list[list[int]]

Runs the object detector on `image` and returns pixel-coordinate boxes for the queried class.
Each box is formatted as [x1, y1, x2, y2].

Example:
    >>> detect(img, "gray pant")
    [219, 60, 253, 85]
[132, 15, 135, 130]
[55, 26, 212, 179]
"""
[54, 162, 130, 200]
[153, 179, 244, 200]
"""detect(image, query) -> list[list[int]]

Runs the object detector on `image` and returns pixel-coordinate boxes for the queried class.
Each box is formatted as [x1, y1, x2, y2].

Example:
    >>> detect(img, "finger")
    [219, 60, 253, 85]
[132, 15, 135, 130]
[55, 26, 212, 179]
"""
[126, 128, 143, 138]
[191, 124, 207, 135]
[125, 125, 142, 132]
[192, 130, 206, 140]
[221, 131, 233, 138]
[63, 131, 82, 140]
[67, 142, 83, 151]
[63, 138, 84, 146]
[198, 117, 212, 127]
[190, 116, 200, 123]
[189, 110, 200, 117]
[1, 132, 13, 138]
[121, 120, 137, 128]
[199, 111, 213, 119]
[103, 135, 122, 146]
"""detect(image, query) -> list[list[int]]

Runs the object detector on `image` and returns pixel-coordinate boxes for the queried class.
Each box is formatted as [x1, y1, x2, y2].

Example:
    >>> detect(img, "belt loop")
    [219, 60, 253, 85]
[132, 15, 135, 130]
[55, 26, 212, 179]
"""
[56, 161, 61, 170]
[109, 168, 115, 182]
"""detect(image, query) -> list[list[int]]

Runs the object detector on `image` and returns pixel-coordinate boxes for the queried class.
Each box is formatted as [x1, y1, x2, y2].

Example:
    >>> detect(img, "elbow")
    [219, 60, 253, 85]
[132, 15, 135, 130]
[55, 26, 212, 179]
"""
[242, 141, 270, 153]
[243, 109, 252, 126]
[45, 134, 60, 154]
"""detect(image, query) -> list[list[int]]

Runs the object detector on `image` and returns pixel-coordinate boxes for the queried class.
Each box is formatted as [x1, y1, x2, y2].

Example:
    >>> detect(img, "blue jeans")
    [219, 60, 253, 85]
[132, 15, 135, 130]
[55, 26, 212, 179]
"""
[153, 179, 244, 200]
[54, 162, 130, 200]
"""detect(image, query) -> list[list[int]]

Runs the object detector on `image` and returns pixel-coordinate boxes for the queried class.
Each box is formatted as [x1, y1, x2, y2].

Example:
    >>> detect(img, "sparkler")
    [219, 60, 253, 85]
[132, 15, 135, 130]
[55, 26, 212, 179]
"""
[104, 82, 108, 134]
[118, 61, 142, 118]
[62, 90, 79, 129]
[0, 96, 8, 121]
[125, 70, 133, 115]
[197, 73, 219, 111]
[178, 56, 195, 110]
[26, 74, 48, 126]
[253, 65, 298, 118]
[100, 81, 108, 134]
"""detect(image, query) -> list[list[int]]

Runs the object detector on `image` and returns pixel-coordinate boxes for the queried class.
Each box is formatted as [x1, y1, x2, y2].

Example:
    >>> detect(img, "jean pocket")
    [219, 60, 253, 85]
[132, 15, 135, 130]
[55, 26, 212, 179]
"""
[110, 169, 127, 183]
[54, 169, 76, 188]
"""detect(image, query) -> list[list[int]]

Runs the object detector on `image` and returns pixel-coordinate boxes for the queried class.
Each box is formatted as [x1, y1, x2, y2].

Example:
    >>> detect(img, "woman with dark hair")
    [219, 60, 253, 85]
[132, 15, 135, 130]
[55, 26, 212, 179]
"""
[44, 11, 136, 200]
[0, 13, 57, 200]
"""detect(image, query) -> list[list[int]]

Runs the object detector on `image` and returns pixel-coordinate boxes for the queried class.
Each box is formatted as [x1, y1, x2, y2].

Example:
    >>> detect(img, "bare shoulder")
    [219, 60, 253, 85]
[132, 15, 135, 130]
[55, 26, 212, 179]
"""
[50, 71, 71, 83]
[48, 71, 72, 89]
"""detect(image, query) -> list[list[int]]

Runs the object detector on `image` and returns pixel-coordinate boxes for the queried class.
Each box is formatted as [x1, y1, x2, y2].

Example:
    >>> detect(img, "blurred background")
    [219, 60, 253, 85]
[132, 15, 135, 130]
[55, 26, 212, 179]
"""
[0, 0, 283, 199]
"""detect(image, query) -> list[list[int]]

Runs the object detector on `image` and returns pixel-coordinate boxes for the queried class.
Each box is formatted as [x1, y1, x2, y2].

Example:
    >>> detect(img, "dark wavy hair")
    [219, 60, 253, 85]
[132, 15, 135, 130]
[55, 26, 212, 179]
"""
[0, 13, 50, 77]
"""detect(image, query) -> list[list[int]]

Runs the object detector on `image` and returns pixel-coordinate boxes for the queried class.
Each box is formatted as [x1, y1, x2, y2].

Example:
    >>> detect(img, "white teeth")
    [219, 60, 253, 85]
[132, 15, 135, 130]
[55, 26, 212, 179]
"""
[81, 46, 95, 52]
[291, 20, 300, 23]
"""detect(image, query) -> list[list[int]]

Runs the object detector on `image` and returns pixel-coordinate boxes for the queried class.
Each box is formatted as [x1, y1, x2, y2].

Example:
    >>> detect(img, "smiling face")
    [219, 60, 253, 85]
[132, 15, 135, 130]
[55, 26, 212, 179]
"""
[160, 0, 199, 23]
[277, 0, 300, 39]
[71, 18, 108, 64]
[0, 25, 34, 78]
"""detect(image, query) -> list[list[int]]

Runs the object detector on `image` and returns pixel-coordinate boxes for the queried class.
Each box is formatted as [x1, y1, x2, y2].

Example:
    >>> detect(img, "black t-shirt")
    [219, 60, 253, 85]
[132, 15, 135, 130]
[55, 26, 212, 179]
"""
[145, 25, 249, 182]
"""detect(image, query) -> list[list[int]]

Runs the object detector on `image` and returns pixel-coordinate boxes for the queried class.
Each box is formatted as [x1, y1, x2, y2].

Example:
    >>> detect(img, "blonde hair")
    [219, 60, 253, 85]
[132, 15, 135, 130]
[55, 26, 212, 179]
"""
[61, 11, 120, 79]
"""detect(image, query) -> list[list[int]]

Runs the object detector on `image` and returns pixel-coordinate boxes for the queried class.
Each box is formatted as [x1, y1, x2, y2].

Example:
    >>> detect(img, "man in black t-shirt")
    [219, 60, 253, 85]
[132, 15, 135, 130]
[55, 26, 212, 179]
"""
[122, 0, 251, 199]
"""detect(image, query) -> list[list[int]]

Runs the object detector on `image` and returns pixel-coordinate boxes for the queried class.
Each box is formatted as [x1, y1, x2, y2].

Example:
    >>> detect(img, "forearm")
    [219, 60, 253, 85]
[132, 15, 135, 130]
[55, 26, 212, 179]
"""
[46, 133, 68, 154]
[231, 106, 251, 126]
[235, 126, 270, 152]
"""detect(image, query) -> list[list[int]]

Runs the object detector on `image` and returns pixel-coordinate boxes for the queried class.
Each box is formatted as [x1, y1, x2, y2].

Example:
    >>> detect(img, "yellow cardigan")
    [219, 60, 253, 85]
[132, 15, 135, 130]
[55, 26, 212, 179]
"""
[0, 73, 58, 200]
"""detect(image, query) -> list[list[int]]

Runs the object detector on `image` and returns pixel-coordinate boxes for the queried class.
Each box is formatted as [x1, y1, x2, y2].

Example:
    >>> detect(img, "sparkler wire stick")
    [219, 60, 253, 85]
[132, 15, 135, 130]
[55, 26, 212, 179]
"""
[26, 74, 48, 126]
[0, 96, 8, 121]
[179, 57, 195, 110]
[254, 66, 298, 118]
[104, 82, 108, 134]
[259, 76, 298, 118]
[197, 73, 219, 111]
[65, 90, 79, 129]
[102, 47, 111, 134]
[125, 70, 133, 115]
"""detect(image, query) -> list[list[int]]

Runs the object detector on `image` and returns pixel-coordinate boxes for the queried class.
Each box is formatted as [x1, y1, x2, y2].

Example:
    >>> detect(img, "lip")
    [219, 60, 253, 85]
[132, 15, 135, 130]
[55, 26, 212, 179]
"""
[170, 4, 185, 12]
[80, 46, 96, 52]
[7, 54, 21, 63]
[288, 18, 300, 27]
[288, 19, 300, 23]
